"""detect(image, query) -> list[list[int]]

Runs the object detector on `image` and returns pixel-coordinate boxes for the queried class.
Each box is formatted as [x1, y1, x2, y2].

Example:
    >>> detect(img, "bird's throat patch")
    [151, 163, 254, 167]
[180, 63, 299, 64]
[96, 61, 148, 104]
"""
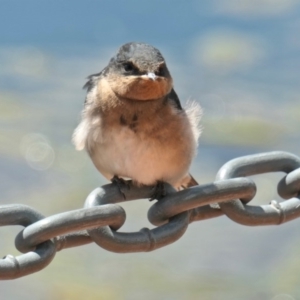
[108, 74, 172, 101]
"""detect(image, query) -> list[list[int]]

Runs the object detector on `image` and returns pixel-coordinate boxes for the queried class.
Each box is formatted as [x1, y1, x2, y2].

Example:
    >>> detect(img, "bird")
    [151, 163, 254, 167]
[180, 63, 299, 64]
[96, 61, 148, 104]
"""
[73, 42, 202, 199]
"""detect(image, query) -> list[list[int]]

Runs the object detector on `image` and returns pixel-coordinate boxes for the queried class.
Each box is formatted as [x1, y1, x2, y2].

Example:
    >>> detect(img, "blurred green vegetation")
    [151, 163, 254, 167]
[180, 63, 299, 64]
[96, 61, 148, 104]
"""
[202, 117, 286, 146]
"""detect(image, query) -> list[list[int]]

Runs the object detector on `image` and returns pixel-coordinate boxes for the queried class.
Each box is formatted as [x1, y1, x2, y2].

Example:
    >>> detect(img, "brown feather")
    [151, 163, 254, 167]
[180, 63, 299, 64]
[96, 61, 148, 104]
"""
[181, 173, 199, 189]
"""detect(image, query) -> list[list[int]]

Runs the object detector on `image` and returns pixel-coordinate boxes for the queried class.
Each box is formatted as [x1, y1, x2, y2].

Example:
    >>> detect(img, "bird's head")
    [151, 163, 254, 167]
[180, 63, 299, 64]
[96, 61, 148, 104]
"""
[106, 42, 173, 101]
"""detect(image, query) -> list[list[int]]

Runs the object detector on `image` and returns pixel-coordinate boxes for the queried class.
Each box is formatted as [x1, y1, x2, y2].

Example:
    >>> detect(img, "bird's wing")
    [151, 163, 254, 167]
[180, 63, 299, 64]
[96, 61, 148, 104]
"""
[168, 88, 183, 110]
[83, 69, 106, 105]
[168, 90, 198, 188]
[73, 70, 106, 150]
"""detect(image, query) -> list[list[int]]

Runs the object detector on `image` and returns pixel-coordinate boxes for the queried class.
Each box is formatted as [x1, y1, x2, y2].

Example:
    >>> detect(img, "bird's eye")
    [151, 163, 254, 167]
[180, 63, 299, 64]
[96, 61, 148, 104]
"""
[156, 65, 165, 76]
[123, 62, 135, 72]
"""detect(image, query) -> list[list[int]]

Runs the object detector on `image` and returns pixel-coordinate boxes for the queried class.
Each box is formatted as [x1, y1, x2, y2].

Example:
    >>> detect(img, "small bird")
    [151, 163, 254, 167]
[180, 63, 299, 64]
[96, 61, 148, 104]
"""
[73, 42, 201, 198]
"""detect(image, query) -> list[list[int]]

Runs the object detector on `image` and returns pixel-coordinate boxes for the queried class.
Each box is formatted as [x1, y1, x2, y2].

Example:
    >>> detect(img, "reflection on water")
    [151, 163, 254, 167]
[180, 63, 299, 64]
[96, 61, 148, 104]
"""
[20, 133, 55, 171]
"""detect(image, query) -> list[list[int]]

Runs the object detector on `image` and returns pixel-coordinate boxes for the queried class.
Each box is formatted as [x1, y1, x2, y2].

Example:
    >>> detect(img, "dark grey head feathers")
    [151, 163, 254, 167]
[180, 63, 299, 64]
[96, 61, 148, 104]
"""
[115, 42, 165, 65]
[84, 42, 170, 92]
[107, 42, 170, 78]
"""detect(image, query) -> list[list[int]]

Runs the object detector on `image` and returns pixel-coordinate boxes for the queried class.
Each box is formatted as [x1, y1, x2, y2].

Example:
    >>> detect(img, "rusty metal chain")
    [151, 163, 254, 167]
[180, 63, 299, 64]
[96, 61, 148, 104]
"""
[1, 151, 300, 280]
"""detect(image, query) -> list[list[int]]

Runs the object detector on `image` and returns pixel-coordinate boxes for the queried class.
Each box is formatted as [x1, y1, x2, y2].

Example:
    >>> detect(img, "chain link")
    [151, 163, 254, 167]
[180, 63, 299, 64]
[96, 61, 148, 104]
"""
[1, 151, 300, 279]
[215, 151, 300, 225]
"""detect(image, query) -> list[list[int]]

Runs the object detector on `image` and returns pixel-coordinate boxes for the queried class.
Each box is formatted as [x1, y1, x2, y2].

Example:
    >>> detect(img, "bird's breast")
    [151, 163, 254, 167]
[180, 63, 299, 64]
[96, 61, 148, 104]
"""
[89, 107, 196, 187]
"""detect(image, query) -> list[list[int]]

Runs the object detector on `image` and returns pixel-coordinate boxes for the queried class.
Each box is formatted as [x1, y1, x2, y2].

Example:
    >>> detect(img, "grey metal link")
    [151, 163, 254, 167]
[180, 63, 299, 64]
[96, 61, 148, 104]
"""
[278, 167, 300, 199]
[0, 204, 45, 227]
[15, 205, 126, 253]
[0, 241, 56, 280]
[215, 151, 300, 226]
[1, 151, 300, 279]
[84, 185, 189, 253]
[148, 177, 256, 226]
[189, 205, 223, 222]
[0, 205, 56, 280]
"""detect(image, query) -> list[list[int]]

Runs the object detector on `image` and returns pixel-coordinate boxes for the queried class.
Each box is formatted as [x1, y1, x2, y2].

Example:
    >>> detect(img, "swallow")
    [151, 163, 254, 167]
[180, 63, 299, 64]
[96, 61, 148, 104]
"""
[73, 42, 202, 199]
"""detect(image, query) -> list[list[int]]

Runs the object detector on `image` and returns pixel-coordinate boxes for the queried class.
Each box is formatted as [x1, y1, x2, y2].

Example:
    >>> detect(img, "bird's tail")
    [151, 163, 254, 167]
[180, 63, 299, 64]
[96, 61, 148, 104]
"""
[181, 173, 199, 189]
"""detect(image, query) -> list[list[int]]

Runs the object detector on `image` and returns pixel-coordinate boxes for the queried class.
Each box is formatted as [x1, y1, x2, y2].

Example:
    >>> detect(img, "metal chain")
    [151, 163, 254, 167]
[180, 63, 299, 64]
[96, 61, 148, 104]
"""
[1, 151, 300, 280]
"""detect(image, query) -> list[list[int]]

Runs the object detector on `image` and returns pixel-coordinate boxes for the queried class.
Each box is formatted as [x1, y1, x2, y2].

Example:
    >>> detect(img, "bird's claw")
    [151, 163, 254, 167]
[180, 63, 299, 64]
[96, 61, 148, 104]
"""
[149, 181, 166, 201]
[111, 176, 131, 200]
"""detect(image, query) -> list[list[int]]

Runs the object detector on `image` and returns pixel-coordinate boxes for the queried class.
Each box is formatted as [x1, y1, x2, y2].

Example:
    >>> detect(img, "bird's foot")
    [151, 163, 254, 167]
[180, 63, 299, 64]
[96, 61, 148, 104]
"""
[111, 175, 130, 200]
[149, 181, 166, 201]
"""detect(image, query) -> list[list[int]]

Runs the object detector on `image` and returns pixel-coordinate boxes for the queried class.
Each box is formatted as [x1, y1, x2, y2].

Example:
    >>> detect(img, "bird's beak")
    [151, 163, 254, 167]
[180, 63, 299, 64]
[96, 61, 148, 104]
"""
[147, 72, 157, 81]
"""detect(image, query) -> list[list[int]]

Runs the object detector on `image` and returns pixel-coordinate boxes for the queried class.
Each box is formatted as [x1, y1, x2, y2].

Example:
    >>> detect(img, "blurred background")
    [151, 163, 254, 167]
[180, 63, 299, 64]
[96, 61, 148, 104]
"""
[1, 0, 300, 299]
